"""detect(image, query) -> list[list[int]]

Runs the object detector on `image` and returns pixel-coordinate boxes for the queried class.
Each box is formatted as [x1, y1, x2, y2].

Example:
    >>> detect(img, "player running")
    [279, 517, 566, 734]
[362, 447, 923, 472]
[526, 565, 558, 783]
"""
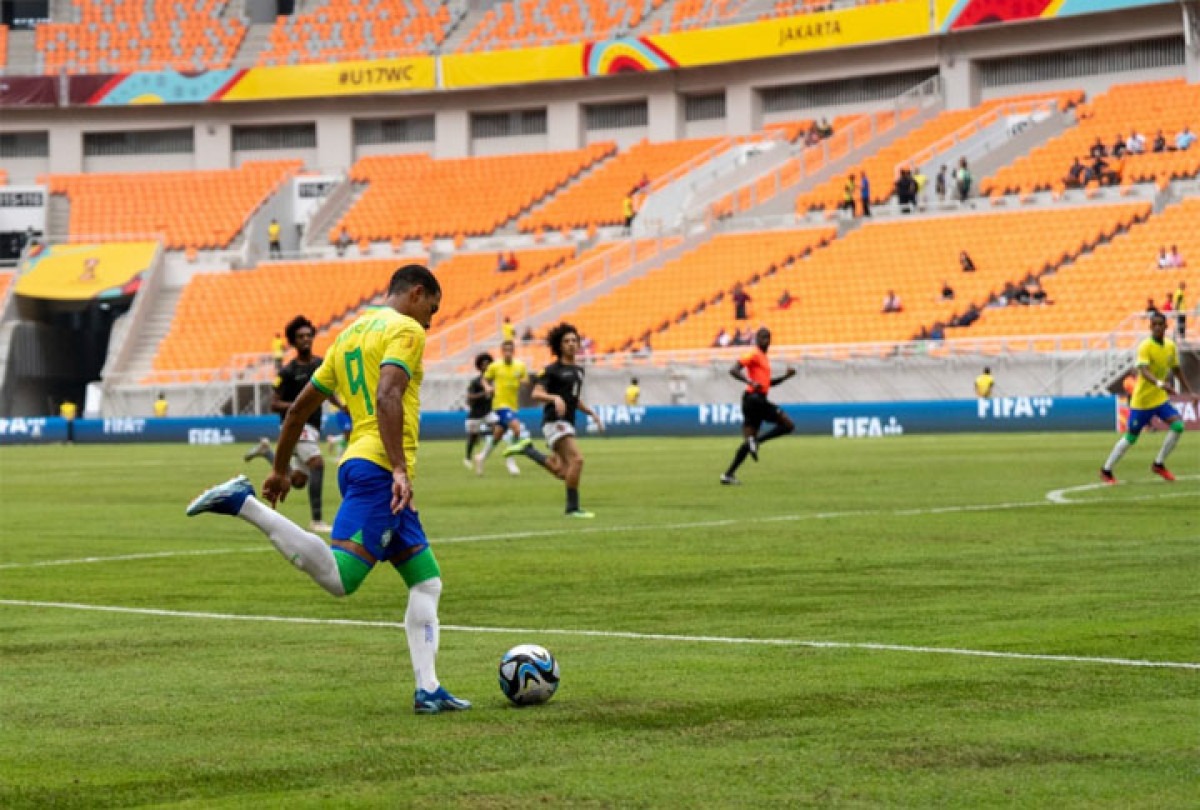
[463, 352, 497, 470]
[474, 339, 528, 476]
[1101, 311, 1192, 484]
[720, 326, 796, 485]
[244, 315, 333, 533]
[512, 322, 605, 518]
[187, 265, 471, 715]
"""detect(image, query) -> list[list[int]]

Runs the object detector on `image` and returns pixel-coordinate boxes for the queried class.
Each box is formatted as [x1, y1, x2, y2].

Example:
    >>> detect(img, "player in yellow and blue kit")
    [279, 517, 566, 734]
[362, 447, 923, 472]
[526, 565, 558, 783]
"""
[474, 339, 530, 476]
[1101, 312, 1193, 484]
[186, 265, 470, 714]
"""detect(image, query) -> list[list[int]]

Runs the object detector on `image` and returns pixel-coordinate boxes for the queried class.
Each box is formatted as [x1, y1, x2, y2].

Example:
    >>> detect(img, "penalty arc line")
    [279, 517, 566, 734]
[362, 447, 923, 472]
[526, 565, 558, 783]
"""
[0, 598, 1196, 671]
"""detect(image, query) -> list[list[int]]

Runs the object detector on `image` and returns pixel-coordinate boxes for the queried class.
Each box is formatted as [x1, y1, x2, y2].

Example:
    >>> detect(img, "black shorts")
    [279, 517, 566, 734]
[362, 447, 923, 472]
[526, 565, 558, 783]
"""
[742, 392, 784, 430]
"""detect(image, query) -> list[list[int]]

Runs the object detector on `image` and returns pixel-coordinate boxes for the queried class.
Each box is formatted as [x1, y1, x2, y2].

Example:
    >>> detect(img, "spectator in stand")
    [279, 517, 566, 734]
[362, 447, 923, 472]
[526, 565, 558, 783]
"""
[496, 252, 509, 272]
[1126, 131, 1145, 155]
[895, 169, 918, 212]
[935, 165, 947, 201]
[1146, 298, 1160, 318]
[336, 226, 351, 257]
[521, 326, 534, 343]
[955, 158, 972, 202]
[1105, 154, 1125, 186]
[959, 250, 976, 274]
[1157, 246, 1173, 269]
[736, 326, 755, 346]
[777, 289, 794, 310]
[1174, 281, 1187, 340]
[622, 193, 635, 230]
[929, 321, 946, 341]
[272, 332, 285, 371]
[1089, 137, 1107, 159]
[804, 125, 821, 147]
[975, 367, 995, 398]
[154, 392, 169, 418]
[501, 316, 515, 343]
[1152, 130, 1167, 153]
[713, 328, 732, 348]
[941, 280, 955, 301]
[1161, 291, 1174, 313]
[267, 218, 282, 259]
[842, 174, 857, 216]
[1176, 126, 1196, 151]
[1090, 154, 1110, 186]
[732, 283, 751, 320]
[881, 290, 903, 313]
[636, 172, 650, 192]
[1111, 134, 1127, 158]
[1168, 245, 1186, 268]
[859, 172, 871, 217]
[818, 118, 833, 139]
[1029, 279, 1048, 304]
[1065, 157, 1087, 188]
[507, 252, 519, 273]
[914, 167, 927, 206]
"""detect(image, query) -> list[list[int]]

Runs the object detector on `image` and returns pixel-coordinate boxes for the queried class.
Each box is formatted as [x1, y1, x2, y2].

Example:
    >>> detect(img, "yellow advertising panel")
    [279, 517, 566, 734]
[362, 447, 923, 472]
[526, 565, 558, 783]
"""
[442, 42, 583, 90]
[15, 242, 158, 301]
[221, 57, 436, 101]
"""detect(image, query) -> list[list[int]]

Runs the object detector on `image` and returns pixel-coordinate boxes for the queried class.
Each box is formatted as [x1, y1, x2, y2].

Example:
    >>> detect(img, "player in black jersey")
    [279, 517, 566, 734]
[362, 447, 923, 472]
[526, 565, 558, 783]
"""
[463, 352, 497, 471]
[515, 322, 605, 518]
[243, 315, 333, 533]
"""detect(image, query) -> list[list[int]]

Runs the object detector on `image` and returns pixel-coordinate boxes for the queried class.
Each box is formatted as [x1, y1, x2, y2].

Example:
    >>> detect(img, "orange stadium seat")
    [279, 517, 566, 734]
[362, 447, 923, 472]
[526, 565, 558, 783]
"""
[555, 228, 835, 353]
[981, 80, 1200, 197]
[0, 272, 13, 302]
[796, 91, 1082, 213]
[258, 0, 453, 65]
[457, 0, 666, 52]
[43, 161, 301, 250]
[337, 144, 614, 242]
[152, 258, 413, 375]
[0, 24, 8, 69]
[36, 2, 245, 74]
[518, 138, 723, 234]
[431, 246, 577, 324]
[655, 203, 1150, 350]
[965, 198, 1200, 338]
[666, 0, 746, 30]
[0, 169, 8, 187]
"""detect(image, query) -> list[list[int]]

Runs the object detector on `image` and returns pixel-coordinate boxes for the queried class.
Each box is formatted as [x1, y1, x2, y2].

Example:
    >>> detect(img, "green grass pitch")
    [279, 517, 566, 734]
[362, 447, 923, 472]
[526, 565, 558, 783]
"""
[0, 433, 1197, 808]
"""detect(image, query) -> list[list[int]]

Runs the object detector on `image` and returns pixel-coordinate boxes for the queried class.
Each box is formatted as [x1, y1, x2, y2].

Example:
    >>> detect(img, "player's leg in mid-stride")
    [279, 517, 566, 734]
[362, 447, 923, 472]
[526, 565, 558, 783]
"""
[187, 464, 471, 715]
[1101, 403, 1185, 484]
[721, 396, 793, 485]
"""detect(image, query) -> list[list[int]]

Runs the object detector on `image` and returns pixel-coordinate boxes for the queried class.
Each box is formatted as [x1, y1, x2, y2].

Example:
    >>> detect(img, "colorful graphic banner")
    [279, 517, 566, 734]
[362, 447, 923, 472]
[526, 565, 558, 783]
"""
[15, 242, 157, 301]
[937, 0, 1175, 31]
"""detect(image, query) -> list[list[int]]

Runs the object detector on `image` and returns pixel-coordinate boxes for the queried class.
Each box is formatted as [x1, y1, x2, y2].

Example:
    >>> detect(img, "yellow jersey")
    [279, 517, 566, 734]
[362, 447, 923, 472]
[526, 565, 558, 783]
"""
[484, 358, 527, 411]
[312, 307, 425, 480]
[625, 384, 640, 405]
[1130, 337, 1178, 410]
[59, 401, 77, 420]
[502, 322, 516, 342]
[153, 398, 168, 417]
[974, 373, 994, 398]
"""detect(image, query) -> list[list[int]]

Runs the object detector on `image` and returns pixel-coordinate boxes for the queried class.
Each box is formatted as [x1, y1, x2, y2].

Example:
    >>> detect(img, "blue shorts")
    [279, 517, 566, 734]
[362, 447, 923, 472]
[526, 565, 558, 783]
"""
[493, 408, 518, 427]
[334, 411, 353, 434]
[1128, 402, 1179, 435]
[333, 459, 429, 565]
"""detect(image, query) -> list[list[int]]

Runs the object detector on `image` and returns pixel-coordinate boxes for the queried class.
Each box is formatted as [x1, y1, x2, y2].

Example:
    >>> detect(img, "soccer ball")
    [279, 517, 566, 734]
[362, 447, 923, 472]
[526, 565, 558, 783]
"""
[497, 644, 560, 706]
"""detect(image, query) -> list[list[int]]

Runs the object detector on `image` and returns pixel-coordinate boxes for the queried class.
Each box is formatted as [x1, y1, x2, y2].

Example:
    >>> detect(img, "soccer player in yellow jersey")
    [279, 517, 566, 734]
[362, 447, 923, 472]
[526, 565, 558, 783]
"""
[186, 265, 470, 714]
[474, 339, 530, 476]
[1101, 312, 1192, 484]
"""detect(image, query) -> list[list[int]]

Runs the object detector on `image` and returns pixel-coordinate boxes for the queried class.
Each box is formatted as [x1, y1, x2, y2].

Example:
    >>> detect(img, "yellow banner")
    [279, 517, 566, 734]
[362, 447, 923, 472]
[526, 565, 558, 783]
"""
[16, 242, 158, 301]
[222, 57, 436, 101]
[442, 43, 582, 90]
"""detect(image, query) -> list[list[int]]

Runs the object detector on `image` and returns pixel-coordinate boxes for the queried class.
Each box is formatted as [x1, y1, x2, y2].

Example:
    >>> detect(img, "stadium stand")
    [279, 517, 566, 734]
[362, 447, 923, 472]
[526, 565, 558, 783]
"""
[151, 258, 412, 377]
[43, 161, 301, 250]
[0, 24, 7, 70]
[981, 80, 1200, 197]
[258, 0, 453, 66]
[456, 0, 665, 52]
[557, 228, 836, 353]
[0, 272, 13, 302]
[665, 0, 744, 30]
[795, 91, 1083, 213]
[337, 144, 615, 243]
[431, 246, 577, 324]
[0, 169, 8, 186]
[656, 203, 1151, 350]
[517, 138, 722, 234]
[35, 1, 245, 74]
[965, 198, 1200, 338]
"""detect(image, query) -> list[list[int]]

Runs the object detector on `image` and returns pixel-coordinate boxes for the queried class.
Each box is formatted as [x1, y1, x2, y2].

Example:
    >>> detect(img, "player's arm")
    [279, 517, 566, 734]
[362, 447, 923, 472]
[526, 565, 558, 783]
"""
[770, 367, 796, 386]
[263, 383, 327, 505]
[1136, 362, 1171, 391]
[530, 379, 565, 417]
[377, 364, 412, 514]
[269, 375, 290, 416]
[577, 398, 605, 432]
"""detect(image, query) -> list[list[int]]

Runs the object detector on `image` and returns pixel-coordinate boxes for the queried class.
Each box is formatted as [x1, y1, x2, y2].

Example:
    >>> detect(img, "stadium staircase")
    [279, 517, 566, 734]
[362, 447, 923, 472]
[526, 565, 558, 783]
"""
[6, 28, 36, 73]
[234, 22, 275, 65]
[302, 177, 361, 251]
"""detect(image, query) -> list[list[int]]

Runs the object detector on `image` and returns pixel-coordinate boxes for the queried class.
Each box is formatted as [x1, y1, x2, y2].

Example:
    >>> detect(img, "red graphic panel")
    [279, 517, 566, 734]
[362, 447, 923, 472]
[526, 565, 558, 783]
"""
[950, 0, 1055, 30]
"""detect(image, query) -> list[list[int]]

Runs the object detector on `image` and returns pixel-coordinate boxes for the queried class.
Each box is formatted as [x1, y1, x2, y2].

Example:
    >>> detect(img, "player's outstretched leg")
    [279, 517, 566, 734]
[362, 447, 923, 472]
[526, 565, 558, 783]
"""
[1101, 433, 1136, 484]
[244, 437, 274, 463]
[400, 549, 471, 714]
[186, 475, 345, 596]
[722, 427, 757, 484]
[1151, 420, 1184, 481]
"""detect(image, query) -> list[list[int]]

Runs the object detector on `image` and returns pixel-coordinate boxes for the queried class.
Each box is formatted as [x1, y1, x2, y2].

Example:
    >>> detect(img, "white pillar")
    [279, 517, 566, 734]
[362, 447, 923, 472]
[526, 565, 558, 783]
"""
[435, 109, 470, 158]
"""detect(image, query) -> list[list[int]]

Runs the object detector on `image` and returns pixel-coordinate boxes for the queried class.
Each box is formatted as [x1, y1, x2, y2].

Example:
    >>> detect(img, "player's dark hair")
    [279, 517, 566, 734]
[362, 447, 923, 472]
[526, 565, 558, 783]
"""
[1149, 311, 1167, 326]
[388, 264, 441, 297]
[474, 352, 493, 371]
[546, 322, 579, 358]
[284, 315, 316, 347]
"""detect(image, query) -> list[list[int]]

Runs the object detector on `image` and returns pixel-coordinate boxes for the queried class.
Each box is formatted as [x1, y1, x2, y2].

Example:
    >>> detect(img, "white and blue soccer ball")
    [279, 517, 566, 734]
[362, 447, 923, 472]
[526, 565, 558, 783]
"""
[498, 644, 560, 706]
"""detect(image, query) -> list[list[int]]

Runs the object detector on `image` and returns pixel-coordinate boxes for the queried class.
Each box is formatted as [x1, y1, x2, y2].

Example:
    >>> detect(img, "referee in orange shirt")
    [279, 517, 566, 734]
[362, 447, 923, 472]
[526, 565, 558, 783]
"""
[721, 327, 796, 485]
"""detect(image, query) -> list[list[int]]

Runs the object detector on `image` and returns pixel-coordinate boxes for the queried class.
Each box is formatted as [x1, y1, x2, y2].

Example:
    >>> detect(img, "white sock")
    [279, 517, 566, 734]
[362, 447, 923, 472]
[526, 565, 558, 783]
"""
[478, 434, 495, 459]
[1155, 430, 1181, 465]
[238, 497, 344, 596]
[406, 577, 442, 693]
[1103, 436, 1133, 471]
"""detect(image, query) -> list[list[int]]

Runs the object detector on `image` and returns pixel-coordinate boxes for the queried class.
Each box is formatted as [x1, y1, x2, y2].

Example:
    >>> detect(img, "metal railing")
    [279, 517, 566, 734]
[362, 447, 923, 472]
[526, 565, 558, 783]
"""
[899, 98, 1059, 178]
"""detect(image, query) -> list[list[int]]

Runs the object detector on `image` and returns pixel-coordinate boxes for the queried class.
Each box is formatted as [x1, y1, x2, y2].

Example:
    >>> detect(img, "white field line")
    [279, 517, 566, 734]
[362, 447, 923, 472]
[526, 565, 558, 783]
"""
[0, 598, 1196, 671]
[1, 486, 1196, 571]
[1046, 474, 1200, 504]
